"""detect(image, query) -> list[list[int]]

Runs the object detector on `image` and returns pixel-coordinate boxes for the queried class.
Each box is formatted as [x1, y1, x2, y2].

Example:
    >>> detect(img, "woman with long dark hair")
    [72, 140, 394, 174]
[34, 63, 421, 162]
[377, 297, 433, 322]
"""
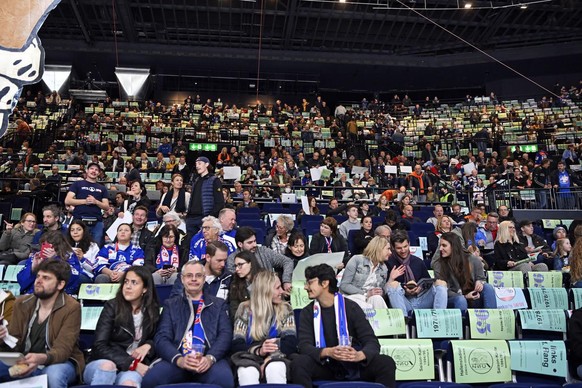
[156, 173, 190, 218]
[121, 180, 152, 215]
[84, 266, 160, 386]
[229, 250, 262, 319]
[66, 220, 99, 282]
[17, 230, 82, 295]
[231, 271, 297, 385]
[432, 232, 496, 311]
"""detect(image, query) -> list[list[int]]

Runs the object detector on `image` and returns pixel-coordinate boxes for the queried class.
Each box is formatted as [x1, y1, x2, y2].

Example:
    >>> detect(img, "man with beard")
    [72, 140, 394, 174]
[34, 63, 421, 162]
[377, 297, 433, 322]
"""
[186, 157, 224, 234]
[32, 205, 67, 245]
[0, 260, 84, 387]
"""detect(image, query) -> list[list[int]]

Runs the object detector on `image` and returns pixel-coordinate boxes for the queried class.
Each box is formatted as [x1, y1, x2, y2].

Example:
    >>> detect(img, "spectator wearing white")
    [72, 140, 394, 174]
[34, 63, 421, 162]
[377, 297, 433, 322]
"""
[425, 204, 444, 228]
[339, 236, 390, 310]
[189, 216, 235, 262]
[338, 205, 360, 240]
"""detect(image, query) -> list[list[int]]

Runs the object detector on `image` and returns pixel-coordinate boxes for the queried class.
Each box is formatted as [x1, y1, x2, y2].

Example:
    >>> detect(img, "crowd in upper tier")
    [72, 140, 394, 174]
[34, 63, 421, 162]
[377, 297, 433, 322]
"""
[0, 85, 581, 387]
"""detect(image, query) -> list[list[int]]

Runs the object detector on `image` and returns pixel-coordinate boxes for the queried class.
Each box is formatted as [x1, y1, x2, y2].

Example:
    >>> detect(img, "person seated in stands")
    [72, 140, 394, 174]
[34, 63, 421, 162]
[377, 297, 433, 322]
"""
[448, 203, 466, 225]
[569, 239, 582, 288]
[352, 215, 374, 255]
[226, 227, 293, 294]
[340, 236, 390, 310]
[0, 212, 38, 265]
[0, 260, 84, 387]
[231, 270, 297, 386]
[333, 173, 352, 199]
[139, 152, 152, 172]
[120, 181, 152, 217]
[518, 220, 552, 266]
[189, 216, 235, 262]
[152, 152, 167, 173]
[173, 154, 190, 180]
[26, 164, 45, 180]
[94, 223, 145, 283]
[408, 164, 432, 203]
[127, 206, 154, 251]
[309, 217, 349, 266]
[291, 264, 396, 388]
[236, 189, 258, 209]
[158, 137, 172, 157]
[145, 224, 188, 285]
[229, 251, 261, 320]
[114, 141, 127, 156]
[338, 205, 361, 240]
[157, 173, 190, 219]
[477, 212, 498, 254]
[32, 205, 67, 245]
[425, 204, 444, 228]
[400, 205, 422, 229]
[17, 231, 82, 295]
[325, 198, 349, 217]
[125, 159, 141, 182]
[432, 232, 496, 311]
[553, 238, 572, 272]
[265, 215, 295, 255]
[385, 230, 448, 315]
[427, 215, 463, 260]
[284, 232, 309, 266]
[493, 221, 548, 273]
[141, 261, 234, 388]
[383, 209, 407, 232]
[84, 266, 159, 387]
[496, 204, 515, 223]
[106, 150, 124, 173]
[66, 220, 99, 283]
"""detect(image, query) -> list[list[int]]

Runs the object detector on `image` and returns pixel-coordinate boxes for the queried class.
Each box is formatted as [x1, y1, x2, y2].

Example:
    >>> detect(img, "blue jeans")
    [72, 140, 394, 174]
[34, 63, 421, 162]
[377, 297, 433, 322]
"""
[447, 283, 497, 311]
[26, 361, 77, 388]
[141, 359, 234, 388]
[385, 284, 448, 316]
[536, 190, 548, 209]
[84, 359, 142, 386]
[87, 222, 104, 246]
[185, 216, 202, 235]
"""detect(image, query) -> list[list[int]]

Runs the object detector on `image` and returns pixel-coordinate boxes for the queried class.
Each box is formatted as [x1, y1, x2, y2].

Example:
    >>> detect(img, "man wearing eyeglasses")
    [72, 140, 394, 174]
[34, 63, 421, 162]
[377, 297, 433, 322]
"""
[291, 263, 396, 388]
[143, 261, 234, 388]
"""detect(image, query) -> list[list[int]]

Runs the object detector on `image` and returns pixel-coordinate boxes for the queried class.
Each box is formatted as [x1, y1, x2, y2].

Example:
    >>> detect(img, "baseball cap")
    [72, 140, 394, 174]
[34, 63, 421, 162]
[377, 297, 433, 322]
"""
[196, 156, 210, 164]
[87, 162, 102, 171]
[519, 220, 533, 228]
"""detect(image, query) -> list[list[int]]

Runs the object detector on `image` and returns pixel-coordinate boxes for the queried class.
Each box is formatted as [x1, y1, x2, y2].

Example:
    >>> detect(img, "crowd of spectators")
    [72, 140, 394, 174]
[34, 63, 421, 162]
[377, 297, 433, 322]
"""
[0, 85, 581, 386]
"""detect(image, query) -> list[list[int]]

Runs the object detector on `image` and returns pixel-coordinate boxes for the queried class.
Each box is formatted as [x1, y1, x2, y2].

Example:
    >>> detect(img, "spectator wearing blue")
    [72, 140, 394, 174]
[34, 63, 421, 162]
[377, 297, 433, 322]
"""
[384, 230, 447, 315]
[552, 160, 581, 209]
[432, 232, 496, 311]
[17, 231, 82, 296]
[189, 216, 235, 262]
[158, 137, 173, 157]
[93, 223, 145, 283]
[141, 261, 234, 388]
[186, 156, 224, 235]
[64, 162, 109, 245]
[171, 240, 232, 300]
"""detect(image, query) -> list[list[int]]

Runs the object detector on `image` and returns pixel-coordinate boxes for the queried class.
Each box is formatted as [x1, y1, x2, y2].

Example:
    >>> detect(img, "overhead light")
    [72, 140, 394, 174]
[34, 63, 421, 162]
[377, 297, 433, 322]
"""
[520, 4, 528, 9]
[464, 2, 472, 8]
[115, 67, 150, 100]
[339, 0, 346, 3]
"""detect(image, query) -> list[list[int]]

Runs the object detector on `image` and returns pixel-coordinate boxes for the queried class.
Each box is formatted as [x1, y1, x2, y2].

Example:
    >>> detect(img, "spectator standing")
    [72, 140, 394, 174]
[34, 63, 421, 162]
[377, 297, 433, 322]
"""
[186, 156, 224, 234]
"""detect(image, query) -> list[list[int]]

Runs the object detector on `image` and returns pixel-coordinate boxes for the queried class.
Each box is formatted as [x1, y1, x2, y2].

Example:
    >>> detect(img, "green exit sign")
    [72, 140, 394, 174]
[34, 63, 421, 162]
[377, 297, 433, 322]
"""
[510, 144, 538, 153]
[189, 143, 218, 151]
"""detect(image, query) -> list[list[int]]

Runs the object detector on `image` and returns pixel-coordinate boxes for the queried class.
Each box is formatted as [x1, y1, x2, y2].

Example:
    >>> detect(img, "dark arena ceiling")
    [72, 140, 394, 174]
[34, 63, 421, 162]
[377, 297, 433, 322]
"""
[38, 0, 582, 95]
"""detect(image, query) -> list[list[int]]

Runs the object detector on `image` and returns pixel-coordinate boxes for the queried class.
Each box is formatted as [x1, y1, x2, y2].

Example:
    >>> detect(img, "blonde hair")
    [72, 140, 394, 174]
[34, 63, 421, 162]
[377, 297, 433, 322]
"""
[15, 212, 36, 231]
[363, 236, 390, 266]
[249, 271, 288, 341]
[553, 238, 571, 257]
[570, 238, 582, 284]
[496, 221, 519, 244]
[436, 215, 453, 233]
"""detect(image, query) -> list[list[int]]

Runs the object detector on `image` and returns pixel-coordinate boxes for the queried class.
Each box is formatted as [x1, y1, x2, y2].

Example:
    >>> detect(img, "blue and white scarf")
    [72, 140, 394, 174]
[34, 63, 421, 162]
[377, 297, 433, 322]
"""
[313, 293, 349, 348]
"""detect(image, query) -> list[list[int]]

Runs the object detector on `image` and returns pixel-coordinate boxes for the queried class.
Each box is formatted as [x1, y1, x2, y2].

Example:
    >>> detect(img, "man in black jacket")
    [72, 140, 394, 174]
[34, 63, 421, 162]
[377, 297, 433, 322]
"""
[291, 264, 395, 388]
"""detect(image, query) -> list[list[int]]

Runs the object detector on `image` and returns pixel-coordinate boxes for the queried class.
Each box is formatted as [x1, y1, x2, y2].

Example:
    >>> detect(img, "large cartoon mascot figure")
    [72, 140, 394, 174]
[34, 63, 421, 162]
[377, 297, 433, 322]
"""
[0, 0, 60, 137]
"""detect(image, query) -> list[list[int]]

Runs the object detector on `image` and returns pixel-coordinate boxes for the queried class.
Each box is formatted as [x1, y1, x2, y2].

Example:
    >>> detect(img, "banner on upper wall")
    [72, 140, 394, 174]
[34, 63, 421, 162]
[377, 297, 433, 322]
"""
[0, 0, 61, 138]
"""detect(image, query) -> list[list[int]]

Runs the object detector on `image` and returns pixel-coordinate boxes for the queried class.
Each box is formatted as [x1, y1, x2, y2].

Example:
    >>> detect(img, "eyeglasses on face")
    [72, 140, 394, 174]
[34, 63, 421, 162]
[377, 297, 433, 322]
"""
[182, 273, 204, 280]
[234, 262, 248, 269]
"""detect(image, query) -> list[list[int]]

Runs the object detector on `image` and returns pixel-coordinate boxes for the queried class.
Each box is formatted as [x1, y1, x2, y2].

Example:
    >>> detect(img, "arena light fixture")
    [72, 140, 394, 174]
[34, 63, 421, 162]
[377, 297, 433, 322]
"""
[41, 65, 71, 93]
[114, 67, 150, 101]
[464, 2, 472, 8]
